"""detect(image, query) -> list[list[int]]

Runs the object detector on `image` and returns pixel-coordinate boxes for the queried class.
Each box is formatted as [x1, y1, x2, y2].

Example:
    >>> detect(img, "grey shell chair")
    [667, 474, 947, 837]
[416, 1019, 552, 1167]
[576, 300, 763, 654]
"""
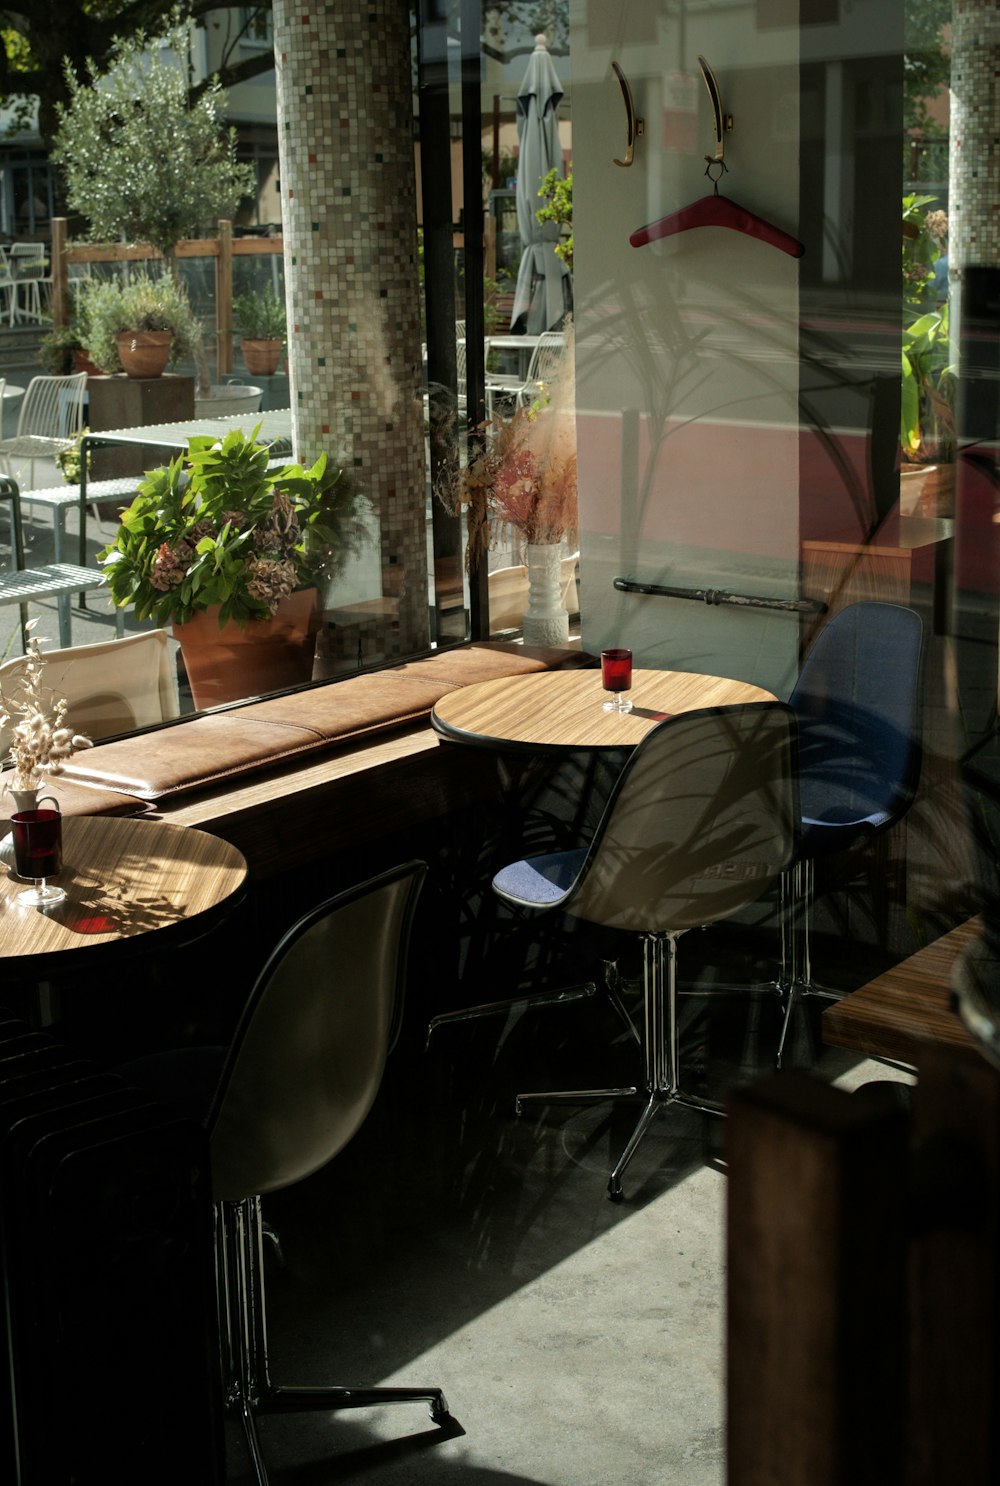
[436, 703, 799, 1203]
[121, 861, 449, 1486]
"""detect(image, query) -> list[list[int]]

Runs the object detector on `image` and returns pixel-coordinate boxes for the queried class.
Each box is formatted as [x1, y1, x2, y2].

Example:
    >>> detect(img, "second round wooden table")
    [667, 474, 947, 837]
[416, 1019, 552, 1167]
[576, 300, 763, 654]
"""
[431, 667, 776, 752]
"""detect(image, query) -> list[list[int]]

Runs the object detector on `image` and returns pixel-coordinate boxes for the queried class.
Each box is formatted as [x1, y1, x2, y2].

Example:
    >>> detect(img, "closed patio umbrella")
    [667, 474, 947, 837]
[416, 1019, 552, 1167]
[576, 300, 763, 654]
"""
[510, 34, 570, 335]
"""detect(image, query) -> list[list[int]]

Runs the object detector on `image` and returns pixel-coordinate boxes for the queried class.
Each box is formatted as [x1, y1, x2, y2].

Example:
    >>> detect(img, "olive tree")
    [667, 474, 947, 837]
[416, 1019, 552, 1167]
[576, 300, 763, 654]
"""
[51, 19, 255, 260]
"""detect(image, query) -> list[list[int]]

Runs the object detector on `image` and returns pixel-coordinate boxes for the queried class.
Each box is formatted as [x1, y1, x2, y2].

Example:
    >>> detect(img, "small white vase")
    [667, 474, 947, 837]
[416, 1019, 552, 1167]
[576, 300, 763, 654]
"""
[8, 787, 59, 815]
[522, 542, 570, 647]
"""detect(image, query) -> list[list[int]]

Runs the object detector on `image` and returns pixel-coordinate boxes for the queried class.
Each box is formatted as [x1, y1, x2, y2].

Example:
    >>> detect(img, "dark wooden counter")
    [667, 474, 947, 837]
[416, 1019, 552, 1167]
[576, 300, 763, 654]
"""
[822, 917, 980, 1064]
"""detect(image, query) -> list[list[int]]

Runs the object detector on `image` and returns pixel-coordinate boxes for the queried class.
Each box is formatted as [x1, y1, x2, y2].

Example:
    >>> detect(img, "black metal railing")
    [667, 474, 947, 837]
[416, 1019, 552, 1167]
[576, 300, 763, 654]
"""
[613, 577, 826, 615]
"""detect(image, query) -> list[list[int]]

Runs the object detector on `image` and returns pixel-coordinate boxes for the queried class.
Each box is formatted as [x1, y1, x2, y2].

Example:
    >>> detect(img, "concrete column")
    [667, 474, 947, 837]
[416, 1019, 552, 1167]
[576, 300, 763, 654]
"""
[273, 0, 429, 661]
[949, 0, 1000, 273]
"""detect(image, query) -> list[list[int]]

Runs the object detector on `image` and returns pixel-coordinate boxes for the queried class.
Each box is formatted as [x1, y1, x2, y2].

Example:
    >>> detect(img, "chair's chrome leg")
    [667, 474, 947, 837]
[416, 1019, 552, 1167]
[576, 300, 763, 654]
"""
[261, 1382, 450, 1419]
[607, 1091, 660, 1202]
[239, 1395, 271, 1486]
[778, 865, 794, 990]
[516, 1084, 637, 1112]
[775, 982, 798, 1070]
[776, 859, 847, 1067]
[426, 982, 596, 1050]
[602, 958, 641, 1048]
[799, 858, 813, 989]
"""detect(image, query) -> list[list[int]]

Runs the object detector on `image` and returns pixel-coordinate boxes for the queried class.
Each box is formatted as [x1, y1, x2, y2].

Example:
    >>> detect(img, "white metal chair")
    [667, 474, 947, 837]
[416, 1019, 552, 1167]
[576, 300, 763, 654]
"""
[0, 373, 88, 491]
[0, 630, 179, 754]
[515, 330, 566, 408]
[484, 338, 523, 417]
[0, 474, 119, 650]
[0, 248, 14, 325]
[9, 242, 50, 326]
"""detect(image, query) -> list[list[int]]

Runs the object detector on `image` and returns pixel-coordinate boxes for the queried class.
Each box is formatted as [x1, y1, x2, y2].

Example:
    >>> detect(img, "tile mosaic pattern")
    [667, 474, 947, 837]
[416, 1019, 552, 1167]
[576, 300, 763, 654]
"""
[274, 0, 428, 663]
[949, 0, 1000, 270]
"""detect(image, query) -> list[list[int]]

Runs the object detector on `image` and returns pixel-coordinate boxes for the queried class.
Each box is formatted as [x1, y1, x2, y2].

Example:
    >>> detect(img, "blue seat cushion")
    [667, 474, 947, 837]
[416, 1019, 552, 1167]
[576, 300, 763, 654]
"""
[493, 848, 587, 909]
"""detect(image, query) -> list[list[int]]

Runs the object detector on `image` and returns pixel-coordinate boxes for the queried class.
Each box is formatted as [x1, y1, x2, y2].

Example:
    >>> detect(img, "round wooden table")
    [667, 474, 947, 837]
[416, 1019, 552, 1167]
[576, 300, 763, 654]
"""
[431, 667, 776, 752]
[0, 815, 247, 971]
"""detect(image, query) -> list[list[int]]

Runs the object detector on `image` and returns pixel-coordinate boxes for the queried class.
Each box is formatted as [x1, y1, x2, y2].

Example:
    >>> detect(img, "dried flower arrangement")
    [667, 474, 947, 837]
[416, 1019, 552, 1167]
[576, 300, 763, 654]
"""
[438, 321, 577, 569]
[0, 629, 92, 794]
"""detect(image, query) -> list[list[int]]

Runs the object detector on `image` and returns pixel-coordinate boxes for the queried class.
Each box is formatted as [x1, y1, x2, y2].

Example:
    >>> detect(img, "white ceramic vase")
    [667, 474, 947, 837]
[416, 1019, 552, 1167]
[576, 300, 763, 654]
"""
[10, 788, 50, 815]
[521, 542, 569, 647]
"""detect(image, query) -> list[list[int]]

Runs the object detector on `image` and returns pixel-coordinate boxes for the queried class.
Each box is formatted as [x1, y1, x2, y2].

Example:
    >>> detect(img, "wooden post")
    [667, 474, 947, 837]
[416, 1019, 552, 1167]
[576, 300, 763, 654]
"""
[50, 217, 68, 330]
[216, 218, 233, 379]
[727, 1073, 909, 1486]
[908, 1039, 1000, 1486]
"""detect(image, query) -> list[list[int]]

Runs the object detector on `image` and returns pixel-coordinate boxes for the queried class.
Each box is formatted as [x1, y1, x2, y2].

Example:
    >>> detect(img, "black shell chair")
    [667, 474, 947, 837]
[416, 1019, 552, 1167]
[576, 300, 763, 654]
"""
[433, 704, 799, 1202]
[121, 861, 449, 1486]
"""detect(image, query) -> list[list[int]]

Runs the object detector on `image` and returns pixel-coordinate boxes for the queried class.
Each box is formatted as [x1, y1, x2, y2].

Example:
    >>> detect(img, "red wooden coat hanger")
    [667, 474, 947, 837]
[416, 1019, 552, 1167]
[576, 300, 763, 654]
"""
[628, 56, 805, 259]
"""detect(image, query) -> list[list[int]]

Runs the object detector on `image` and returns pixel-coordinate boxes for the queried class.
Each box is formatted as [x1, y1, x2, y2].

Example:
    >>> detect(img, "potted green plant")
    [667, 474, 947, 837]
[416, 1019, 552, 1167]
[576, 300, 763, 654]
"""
[75, 268, 203, 380]
[38, 290, 101, 377]
[233, 287, 287, 376]
[98, 425, 370, 708]
[900, 194, 955, 516]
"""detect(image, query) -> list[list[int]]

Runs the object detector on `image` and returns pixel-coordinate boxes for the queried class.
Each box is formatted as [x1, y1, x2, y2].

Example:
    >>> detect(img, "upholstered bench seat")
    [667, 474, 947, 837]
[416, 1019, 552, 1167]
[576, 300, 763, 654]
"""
[61, 641, 595, 803]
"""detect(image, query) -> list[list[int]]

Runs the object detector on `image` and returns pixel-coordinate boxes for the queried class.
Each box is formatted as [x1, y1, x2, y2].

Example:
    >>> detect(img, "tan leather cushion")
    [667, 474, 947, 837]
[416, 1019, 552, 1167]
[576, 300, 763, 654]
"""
[1, 777, 149, 819]
[61, 642, 596, 802]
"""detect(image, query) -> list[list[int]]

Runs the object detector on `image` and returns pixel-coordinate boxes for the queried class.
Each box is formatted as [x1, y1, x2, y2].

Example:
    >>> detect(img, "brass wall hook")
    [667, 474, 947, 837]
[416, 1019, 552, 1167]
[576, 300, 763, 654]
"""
[611, 62, 644, 168]
[697, 55, 733, 165]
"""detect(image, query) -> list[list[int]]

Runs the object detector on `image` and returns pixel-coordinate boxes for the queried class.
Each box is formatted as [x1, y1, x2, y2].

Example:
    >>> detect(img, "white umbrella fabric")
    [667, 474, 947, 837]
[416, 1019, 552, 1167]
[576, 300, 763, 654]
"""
[510, 34, 570, 335]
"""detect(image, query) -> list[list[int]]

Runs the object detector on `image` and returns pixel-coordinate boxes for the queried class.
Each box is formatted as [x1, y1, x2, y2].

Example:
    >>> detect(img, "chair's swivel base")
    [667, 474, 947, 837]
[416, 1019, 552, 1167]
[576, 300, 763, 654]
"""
[515, 1081, 724, 1202]
[250, 1381, 450, 1421]
[776, 979, 844, 1069]
[233, 1382, 452, 1486]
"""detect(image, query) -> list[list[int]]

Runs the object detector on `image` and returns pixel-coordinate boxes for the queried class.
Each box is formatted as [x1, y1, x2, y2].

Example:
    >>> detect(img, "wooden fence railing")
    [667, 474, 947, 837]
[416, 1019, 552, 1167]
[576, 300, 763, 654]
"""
[49, 218, 284, 378]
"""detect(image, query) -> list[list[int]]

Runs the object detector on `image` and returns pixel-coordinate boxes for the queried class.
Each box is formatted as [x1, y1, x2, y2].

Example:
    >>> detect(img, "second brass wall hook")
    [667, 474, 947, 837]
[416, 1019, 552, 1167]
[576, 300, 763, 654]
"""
[697, 56, 733, 165]
[611, 61, 644, 168]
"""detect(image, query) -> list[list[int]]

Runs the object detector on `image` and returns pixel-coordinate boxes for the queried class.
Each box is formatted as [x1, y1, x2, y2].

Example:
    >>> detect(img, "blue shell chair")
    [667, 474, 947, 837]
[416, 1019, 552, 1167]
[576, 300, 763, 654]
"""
[476, 702, 799, 1201]
[120, 862, 450, 1486]
[775, 601, 925, 1067]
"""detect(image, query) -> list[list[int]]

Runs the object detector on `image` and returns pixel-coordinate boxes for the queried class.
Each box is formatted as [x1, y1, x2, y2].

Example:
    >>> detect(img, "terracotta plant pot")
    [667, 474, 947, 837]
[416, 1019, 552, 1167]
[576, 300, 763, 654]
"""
[115, 329, 173, 379]
[240, 338, 285, 377]
[72, 347, 102, 378]
[173, 589, 321, 709]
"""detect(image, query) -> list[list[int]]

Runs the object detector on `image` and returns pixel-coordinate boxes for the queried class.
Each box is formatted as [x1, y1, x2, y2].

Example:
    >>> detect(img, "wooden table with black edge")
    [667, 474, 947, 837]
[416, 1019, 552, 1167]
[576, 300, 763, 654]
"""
[0, 815, 247, 1021]
[821, 915, 981, 1066]
[431, 666, 778, 875]
[430, 666, 777, 752]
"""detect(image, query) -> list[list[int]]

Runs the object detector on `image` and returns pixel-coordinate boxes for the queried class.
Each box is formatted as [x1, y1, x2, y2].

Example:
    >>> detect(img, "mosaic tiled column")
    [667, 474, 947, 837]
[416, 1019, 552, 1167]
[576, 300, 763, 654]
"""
[274, 0, 428, 663]
[949, 0, 1000, 272]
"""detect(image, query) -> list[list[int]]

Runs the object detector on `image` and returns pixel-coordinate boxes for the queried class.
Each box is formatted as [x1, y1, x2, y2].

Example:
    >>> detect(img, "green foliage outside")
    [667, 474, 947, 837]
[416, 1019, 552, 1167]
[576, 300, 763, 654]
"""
[904, 0, 951, 140]
[74, 266, 203, 375]
[99, 427, 370, 627]
[484, 270, 513, 334]
[901, 193, 954, 464]
[51, 19, 255, 260]
[233, 287, 287, 339]
[536, 169, 572, 271]
[0, 1, 276, 150]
